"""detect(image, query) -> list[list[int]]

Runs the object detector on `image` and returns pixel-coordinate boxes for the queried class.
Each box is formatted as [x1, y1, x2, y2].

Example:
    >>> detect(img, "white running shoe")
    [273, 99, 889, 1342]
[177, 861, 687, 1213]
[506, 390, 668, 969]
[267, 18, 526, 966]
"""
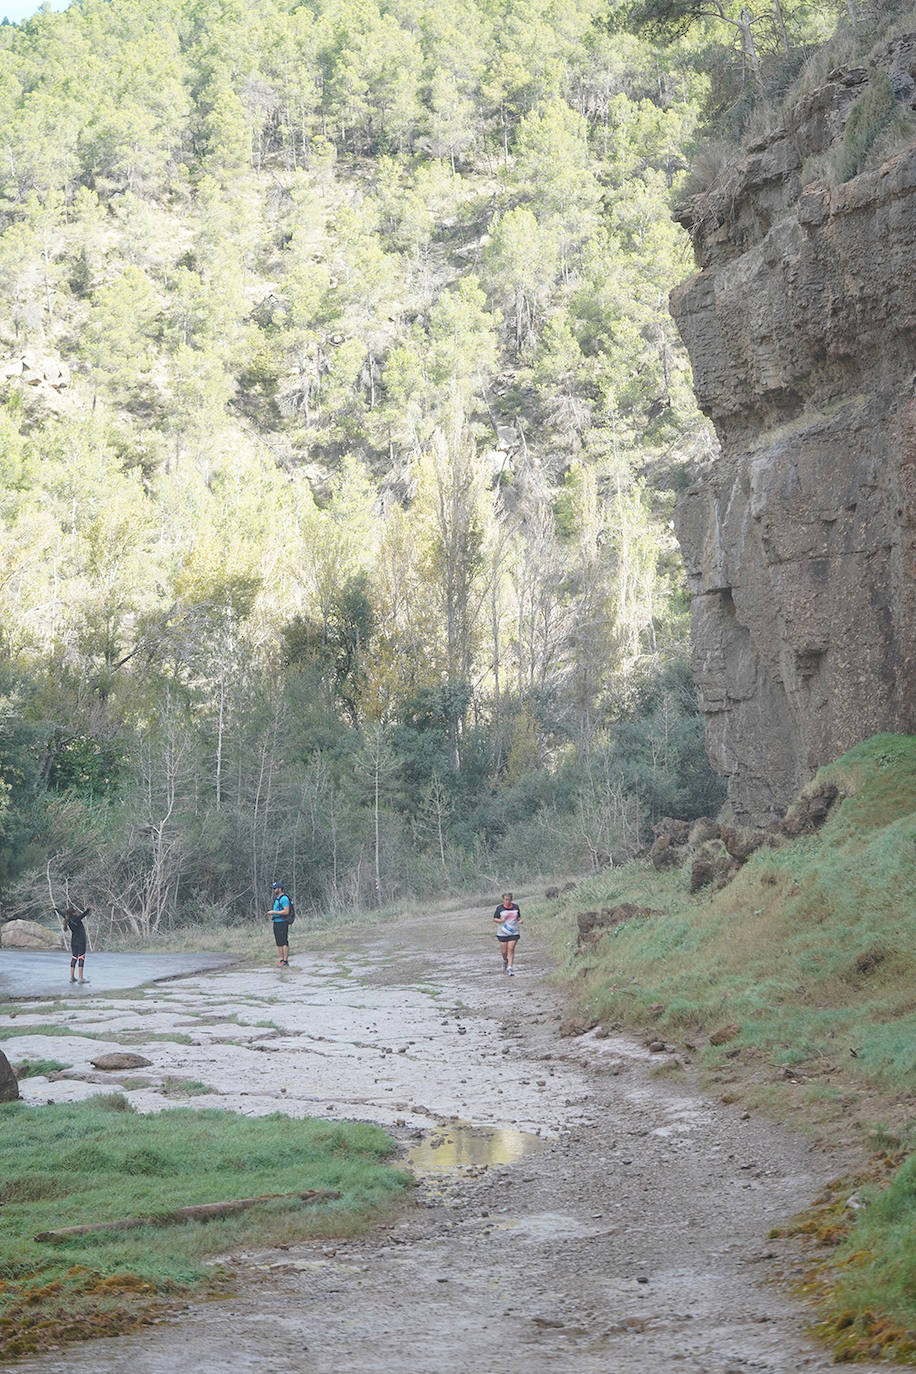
[507, 967, 514, 976]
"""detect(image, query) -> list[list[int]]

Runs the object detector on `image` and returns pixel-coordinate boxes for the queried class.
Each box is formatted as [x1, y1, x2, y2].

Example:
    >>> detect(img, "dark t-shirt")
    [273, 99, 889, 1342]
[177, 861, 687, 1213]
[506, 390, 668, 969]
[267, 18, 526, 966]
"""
[66, 908, 89, 954]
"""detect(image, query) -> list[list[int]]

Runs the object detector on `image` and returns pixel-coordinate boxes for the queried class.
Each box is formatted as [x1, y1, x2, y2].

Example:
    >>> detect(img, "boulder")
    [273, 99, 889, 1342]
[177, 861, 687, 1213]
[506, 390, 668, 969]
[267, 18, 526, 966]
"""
[649, 833, 680, 870]
[558, 1015, 598, 1037]
[90, 1053, 153, 1070]
[688, 816, 720, 846]
[652, 817, 691, 845]
[720, 824, 770, 863]
[709, 1023, 741, 1046]
[649, 817, 693, 870]
[780, 780, 841, 837]
[0, 919, 60, 950]
[690, 840, 738, 893]
[577, 904, 657, 949]
[0, 1049, 20, 1101]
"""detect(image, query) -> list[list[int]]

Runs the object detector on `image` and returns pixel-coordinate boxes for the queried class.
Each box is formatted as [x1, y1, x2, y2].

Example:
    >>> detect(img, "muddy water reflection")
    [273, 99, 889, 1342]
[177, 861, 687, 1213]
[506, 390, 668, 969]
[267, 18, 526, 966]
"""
[407, 1122, 543, 1172]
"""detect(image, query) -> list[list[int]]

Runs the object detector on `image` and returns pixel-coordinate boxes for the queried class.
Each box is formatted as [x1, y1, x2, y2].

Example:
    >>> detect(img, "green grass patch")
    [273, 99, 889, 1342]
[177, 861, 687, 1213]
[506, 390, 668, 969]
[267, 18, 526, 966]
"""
[11, 1058, 69, 1079]
[778, 1155, 916, 1364]
[159, 1078, 217, 1098]
[0, 1096, 411, 1359]
[821, 1151, 916, 1361]
[0, 1025, 195, 1049]
[839, 70, 896, 180]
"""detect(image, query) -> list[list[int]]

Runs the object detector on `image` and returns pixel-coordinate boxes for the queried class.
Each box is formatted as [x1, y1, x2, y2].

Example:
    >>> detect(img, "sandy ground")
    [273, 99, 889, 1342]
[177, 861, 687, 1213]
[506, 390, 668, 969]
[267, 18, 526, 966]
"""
[3, 903, 905, 1374]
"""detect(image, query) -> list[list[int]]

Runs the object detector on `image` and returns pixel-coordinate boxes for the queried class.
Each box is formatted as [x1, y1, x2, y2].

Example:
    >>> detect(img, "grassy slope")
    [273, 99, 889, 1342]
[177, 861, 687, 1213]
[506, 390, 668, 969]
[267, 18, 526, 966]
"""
[0, 1097, 411, 1360]
[531, 733, 916, 1363]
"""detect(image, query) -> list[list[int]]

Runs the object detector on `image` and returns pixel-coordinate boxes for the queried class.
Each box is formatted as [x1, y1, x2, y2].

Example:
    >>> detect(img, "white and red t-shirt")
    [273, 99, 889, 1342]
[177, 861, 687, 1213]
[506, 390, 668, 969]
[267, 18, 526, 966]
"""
[494, 902, 520, 937]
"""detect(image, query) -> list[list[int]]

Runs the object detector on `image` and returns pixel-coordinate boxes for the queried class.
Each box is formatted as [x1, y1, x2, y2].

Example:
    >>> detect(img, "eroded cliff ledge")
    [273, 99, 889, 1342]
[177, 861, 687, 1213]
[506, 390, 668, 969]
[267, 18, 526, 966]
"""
[671, 36, 916, 824]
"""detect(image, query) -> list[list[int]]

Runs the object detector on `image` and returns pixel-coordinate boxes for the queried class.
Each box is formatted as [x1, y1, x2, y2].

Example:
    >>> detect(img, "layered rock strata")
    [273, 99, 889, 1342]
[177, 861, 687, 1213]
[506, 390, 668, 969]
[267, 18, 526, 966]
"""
[671, 38, 916, 822]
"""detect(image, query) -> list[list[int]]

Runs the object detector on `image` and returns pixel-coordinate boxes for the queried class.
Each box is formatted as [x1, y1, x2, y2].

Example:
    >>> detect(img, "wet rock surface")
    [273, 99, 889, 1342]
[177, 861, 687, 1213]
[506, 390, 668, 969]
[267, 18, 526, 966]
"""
[0, 950, 237, 998]
[2, 906, 904, 1374]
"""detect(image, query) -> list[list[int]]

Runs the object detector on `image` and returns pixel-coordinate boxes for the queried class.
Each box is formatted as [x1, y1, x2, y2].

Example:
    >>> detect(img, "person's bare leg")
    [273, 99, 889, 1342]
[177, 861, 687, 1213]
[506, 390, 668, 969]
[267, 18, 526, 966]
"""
[498, 940, 508, 972]
[506, 941, 517, 971]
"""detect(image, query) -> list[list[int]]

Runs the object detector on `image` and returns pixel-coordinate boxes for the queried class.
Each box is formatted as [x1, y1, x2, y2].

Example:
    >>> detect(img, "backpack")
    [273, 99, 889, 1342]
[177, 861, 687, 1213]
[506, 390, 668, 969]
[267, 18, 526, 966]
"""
[285, 897, 295, 923]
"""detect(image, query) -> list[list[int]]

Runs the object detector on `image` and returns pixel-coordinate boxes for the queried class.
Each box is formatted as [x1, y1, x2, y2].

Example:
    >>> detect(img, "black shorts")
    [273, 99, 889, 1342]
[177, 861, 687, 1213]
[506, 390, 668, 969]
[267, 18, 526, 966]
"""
[496, 932, 519, 944]
[273, 921, 290, 946]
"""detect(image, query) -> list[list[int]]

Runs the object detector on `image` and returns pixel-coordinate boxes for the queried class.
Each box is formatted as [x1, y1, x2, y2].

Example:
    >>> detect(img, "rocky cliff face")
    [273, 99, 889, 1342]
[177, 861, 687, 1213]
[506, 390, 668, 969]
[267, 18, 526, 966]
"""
[671, 36, 916, 823]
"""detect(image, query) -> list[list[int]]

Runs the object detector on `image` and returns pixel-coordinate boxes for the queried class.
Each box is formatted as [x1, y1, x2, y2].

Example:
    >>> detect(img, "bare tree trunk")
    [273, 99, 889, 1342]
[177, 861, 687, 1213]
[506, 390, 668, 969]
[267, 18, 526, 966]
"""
[739, 9, 763, 88]
[36, 1190, 341, 1241]
[775, 0, 790, 52]
[373, 733, 382, 905]
[215, 677, 225, 811]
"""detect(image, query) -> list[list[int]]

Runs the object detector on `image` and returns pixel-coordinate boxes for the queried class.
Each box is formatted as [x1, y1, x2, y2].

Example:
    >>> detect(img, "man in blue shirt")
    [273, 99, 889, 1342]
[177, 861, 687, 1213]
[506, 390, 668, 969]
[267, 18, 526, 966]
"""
[268, 881, 292, 966]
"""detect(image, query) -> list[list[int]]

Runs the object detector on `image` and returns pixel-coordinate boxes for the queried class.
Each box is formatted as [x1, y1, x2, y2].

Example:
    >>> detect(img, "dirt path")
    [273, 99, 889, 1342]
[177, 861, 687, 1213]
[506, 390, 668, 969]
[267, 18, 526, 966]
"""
[7, 903, 903, 1374]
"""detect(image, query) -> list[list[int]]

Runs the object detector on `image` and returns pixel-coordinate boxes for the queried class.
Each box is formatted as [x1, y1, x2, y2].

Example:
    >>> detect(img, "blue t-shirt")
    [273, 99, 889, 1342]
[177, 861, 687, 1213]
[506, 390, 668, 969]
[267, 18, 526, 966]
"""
[272, 895, 291, 921]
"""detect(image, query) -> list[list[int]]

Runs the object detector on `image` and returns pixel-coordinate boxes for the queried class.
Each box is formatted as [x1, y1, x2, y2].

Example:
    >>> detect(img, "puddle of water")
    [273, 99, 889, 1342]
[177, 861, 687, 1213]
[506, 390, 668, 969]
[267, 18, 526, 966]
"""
[407, 1122, 542, 1172]
[493, 1211, 597, 1241]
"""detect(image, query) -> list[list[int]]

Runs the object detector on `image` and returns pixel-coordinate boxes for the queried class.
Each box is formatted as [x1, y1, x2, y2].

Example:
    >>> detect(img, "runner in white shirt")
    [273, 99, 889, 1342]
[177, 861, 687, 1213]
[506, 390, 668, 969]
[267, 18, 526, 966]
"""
[492, 892, 522, 975]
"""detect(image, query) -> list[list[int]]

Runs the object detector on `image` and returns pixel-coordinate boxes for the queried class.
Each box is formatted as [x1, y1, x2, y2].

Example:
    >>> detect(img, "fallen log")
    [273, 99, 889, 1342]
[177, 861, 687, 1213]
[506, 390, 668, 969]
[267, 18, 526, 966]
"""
[35, 1188, 340, 1242]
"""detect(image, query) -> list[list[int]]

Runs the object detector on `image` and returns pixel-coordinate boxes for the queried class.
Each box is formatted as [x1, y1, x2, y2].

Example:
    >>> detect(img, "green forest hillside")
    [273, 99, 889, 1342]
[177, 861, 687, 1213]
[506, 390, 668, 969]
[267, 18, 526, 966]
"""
[0, 0, 882, 930]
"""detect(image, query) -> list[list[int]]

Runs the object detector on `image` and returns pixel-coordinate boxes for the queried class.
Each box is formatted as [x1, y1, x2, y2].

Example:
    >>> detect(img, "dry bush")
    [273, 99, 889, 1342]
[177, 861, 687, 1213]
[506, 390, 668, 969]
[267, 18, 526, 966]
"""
[680, 139, 740, 197]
